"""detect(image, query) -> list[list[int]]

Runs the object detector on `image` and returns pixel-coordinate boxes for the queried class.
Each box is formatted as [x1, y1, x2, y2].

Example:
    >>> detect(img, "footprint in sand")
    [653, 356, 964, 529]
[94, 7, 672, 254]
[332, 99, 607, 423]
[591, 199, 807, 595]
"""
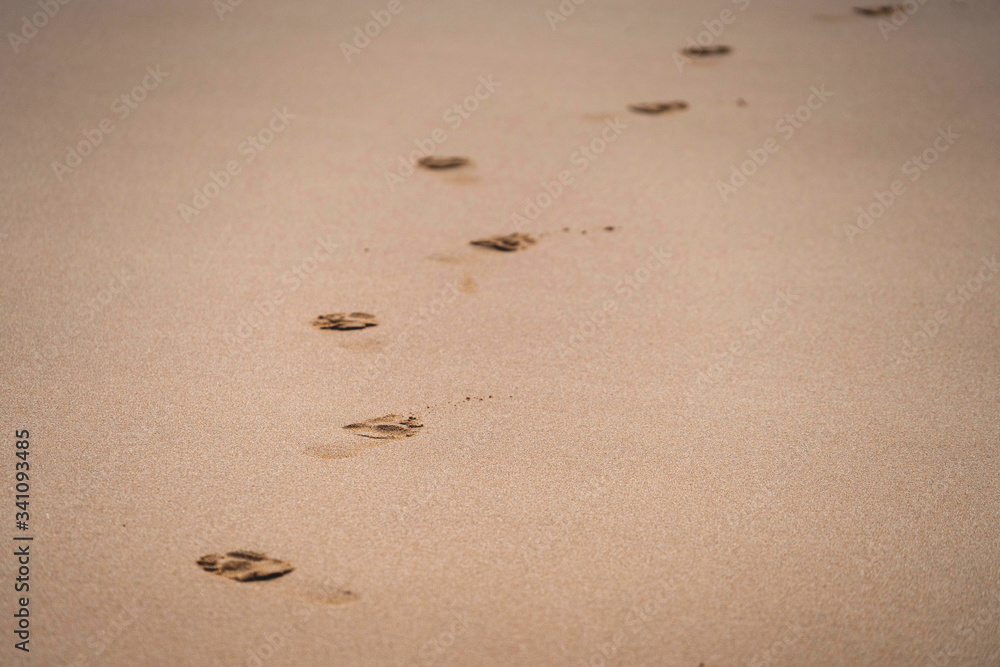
[304, 414, 423, 459]
[418, 156, 470, 170]
[344, 414, 423, 439]
[470, 233, 537, 252]
[311, 312, 378, 330]
[682, 45, 731, 57]
[627, 101, 689, 115]
[853, 5, 903, 16]
[197, 551, 294, 582]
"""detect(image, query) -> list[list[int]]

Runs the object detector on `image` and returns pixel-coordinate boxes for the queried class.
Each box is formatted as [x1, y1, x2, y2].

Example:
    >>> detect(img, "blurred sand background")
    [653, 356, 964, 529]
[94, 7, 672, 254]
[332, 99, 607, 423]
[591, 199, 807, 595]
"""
[1, 0, 999, 664]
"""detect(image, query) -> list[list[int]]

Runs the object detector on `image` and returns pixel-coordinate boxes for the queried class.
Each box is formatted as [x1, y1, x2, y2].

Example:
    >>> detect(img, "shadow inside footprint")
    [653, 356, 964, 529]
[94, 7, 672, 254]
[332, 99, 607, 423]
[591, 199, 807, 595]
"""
[418, 156, 470, 170]
[343, 414, 423, 440]
[627, 101, 689, 115]
[853, 5, 903, 15]
[197, 551, 294, 582]
[682, 45, 731, 57]
[312, 313, 378, 330]
[470, 233, 537, 252]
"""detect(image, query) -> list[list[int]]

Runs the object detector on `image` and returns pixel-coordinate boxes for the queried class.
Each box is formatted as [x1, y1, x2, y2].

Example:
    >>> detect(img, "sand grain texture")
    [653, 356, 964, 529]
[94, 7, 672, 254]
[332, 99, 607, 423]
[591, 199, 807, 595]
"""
[2, 0, 999, 665]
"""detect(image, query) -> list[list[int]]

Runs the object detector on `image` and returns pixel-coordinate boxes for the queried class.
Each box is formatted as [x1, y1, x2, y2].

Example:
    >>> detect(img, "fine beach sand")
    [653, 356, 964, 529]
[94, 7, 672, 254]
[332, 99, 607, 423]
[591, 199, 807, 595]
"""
[2, 0, 999, 665]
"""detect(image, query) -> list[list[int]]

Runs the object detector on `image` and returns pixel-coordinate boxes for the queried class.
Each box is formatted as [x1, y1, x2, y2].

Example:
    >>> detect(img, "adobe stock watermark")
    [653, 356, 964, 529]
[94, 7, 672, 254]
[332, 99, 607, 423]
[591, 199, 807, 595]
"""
[690, 287, 800, 392]
[384, 75, 500, 191]
[552, 245, 670, 361]
[243, 573, 359, 667]
[716, 85, 833, 202]
[674, 0, 751, 72]
[50, 65, 169, 181]
[921, 589, 1000, 666]
[580, 577, 679, 666]
[64, 595, 142, 667]
[222, 235, 339, 347]
[544, 0, 589, 30]
[7, 0, 73, 54]
[890, 254, 997, 366]
[177, 107, 295, 223]
[340, 0, 411, 63]
[404, 617, 470, 667]
[213, 0, 246, 21]
[844, 126, 959, 243]
[875, 0, 931, 40]
[510, 117, 628, 231]
[744, 622, 802, 667]
[359, 280, 462, 388]
[21, 267, 136, 375]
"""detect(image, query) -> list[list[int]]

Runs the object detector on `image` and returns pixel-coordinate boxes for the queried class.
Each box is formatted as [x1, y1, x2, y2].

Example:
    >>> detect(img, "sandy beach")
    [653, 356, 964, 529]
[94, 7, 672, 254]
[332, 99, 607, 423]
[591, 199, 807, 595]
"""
[2, 0, 999, 664]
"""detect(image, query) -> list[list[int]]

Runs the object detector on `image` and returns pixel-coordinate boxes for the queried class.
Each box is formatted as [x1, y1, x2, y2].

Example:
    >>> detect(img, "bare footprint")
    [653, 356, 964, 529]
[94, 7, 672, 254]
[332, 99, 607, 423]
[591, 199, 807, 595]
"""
[312, 312, 378, 330]
[418, 156, 470, 170]
[853, 5, 903, 16]
[343, 414, 423, 440]
[627, 101, 689, 115]
[682, 45, 731, 57]
[197, 551, 294, 582]
[305, 414, 423, 459]
[470, 233, 537, 252]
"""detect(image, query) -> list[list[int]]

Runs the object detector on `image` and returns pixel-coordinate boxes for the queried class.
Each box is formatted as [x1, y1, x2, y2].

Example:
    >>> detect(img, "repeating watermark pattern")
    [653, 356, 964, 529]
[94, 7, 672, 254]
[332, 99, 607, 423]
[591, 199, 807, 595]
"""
[579, 577, 678, 666]
[50, 65, 169, 181]
[392, 487, 436, 532]
[340, 0, 411, 63]
[689, 287, 800, 393]
[20, 267, 136, 375]
[510, 118, 628, 231]
[243, 575, 358, 666]
[385, 75, 501, 191]
[221, 235, 340, 347]
[64, 596, 142, 667]
[7, 0, 73, 54]
[213, 0, 246, 21]
[545, 0, 589, 30]
[744, 622, 802, 667]
[875, 0, 932, 40]
[404, 617, 470, 667]
[359, 280, 462, 388]
[890, 254, 997, 366]
[674, 0, 751, 72]
[845, 126, 959, 243]
[177, 107, 295, 223]
[716, 85, 833, 202]
[920, 590, 1000, 666]
[552, 246, 671, 360]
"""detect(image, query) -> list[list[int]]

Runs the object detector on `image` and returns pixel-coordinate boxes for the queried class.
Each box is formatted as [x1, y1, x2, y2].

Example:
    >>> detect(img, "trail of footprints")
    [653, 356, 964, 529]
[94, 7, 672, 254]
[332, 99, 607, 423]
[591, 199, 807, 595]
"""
[201, 28, 736, 594]
[197, 16, 901, 639]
